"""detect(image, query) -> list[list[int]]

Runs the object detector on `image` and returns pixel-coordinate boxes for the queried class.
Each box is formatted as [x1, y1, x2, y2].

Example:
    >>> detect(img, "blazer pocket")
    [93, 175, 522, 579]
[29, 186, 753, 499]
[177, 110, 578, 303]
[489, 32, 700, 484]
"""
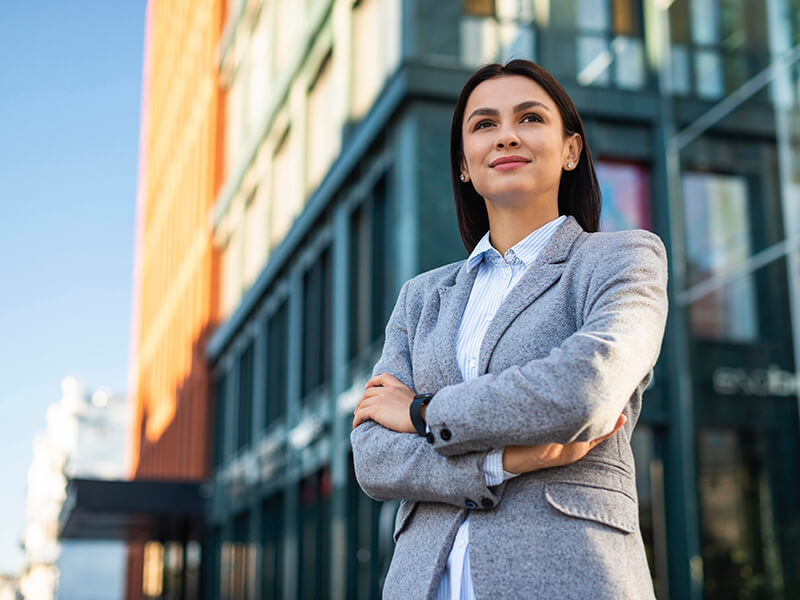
[544, 481, 638, 534]
[393, 499, 418, 542]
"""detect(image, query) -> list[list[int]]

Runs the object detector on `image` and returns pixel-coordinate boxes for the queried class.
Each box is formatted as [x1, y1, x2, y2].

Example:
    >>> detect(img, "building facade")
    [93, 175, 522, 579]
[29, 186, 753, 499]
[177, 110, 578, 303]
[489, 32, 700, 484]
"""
[123, 0, 226, 598]
[116, 0, 800, 599]
[22, 377, 128, 600]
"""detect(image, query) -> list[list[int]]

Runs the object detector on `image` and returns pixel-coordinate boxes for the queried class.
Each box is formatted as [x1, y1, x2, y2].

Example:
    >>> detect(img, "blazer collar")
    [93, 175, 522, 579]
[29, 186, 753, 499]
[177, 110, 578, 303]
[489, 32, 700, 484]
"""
[435, 215, 585, 386]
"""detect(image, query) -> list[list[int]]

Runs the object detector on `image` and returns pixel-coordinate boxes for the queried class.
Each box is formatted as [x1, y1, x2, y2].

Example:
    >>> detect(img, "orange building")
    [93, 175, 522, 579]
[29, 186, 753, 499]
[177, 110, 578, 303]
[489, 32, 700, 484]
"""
[125, 0, 225, 597]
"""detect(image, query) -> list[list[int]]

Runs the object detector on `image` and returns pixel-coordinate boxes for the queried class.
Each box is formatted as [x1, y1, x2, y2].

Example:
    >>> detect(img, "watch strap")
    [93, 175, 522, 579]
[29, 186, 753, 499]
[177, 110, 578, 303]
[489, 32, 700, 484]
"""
[410, 393, 433, 437]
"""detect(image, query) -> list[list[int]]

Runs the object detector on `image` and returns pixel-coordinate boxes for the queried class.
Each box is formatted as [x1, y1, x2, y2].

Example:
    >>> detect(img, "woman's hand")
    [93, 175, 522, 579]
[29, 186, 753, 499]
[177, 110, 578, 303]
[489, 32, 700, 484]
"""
[352, 372, 417, 433]
[502, 414, 628, 474]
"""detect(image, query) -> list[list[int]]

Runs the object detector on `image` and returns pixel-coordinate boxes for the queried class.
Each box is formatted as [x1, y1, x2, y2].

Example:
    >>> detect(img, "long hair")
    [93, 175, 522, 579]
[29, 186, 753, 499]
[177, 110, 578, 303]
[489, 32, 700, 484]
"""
[450, 59, 602, 253]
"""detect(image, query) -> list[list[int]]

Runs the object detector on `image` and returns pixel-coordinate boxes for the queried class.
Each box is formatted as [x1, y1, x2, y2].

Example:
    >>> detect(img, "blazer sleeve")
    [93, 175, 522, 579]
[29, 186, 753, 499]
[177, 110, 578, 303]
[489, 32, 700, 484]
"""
[424, 230, 669, 457]
[350, 279, 508, 508]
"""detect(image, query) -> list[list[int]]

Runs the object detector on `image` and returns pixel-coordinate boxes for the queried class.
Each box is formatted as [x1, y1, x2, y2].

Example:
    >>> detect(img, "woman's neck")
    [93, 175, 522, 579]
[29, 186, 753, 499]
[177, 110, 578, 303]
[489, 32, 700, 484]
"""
[485, 199, 559, 256]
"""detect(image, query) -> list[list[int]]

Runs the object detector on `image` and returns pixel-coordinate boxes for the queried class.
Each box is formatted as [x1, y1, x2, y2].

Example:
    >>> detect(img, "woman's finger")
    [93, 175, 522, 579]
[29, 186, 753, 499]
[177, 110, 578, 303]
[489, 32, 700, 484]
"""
[352, 405, 371, 429]
[365, 372, 396, 389]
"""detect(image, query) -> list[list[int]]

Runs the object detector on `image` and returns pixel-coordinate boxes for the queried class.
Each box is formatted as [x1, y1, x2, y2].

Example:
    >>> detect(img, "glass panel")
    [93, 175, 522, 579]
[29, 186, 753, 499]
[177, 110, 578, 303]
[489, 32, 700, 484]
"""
[238, 341, 254, 451]
[243, 187, 270, 291]
[613, 35, 645, 90]
[302, 247, 332, 399]
[691, 0, 720, 45]
[576, 0, 609, 32]
[670, 43, 692, 95]
[463, 0, 495, 17]
[697, 425, 800, 599]
[306, 51, 339, 193]
[270, 127, 301, 250]
[632, 426, 669, 599]
[213, 373, 228, 467]
[611, 0, 640, 36]
[233, 512, 255, 600]
[596, 161, 651, 232]
[261, 493, 285, 600]
[695, 50, 724, 100]
[682, 172, 757, 342]
[298, 468, 332, 600]
[349, 201, 371, 361]
[460, 17, 500, 66]
[347, 455, 386, 600]
[370, 176, 392, 342]
[577, 35, 611, 86]
[266, 301, 289, 429]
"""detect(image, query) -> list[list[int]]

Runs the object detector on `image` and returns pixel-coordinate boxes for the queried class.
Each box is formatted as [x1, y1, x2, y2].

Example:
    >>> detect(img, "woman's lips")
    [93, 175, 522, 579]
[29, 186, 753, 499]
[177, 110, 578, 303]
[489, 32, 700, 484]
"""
[491, 161, 528, 171]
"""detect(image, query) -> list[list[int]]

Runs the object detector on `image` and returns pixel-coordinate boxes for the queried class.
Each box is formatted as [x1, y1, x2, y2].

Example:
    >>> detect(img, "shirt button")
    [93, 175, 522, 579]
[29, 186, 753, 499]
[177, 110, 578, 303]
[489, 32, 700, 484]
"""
[426, 432, 435, 444]
[481, 497, 494, 508]
[469, 358, 477, 368]
[465, 499, 477, 509]
[440, 428, 452, 441]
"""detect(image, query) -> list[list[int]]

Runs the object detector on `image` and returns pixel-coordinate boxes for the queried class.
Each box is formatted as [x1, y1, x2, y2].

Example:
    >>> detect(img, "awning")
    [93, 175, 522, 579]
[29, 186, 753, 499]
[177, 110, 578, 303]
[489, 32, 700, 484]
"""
[58, 478, 206, 541]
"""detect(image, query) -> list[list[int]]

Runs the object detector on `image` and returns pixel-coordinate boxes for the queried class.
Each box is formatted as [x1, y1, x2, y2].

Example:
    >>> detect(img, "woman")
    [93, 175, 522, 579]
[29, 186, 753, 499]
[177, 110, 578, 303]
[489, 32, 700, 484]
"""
[350, 59, 668, 600]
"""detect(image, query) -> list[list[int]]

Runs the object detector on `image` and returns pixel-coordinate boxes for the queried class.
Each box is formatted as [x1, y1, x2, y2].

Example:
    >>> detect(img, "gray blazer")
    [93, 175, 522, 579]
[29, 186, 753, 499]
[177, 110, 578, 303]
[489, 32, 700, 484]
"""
[350, 215, 668, 599]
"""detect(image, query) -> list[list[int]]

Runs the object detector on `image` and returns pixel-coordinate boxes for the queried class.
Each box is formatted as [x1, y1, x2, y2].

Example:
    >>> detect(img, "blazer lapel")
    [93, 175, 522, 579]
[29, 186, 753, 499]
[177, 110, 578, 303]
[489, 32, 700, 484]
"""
[477, 215, 585, 375]
[434, 262, 477, 387]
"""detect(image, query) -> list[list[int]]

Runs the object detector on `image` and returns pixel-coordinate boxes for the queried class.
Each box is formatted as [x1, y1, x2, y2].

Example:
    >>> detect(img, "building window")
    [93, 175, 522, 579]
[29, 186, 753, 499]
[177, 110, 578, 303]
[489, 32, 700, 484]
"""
[347, 455, 393, 599]
[595, 160, 652, 232]
[265, 300, 289, 429]
[142, 541, 164, 598]
[459, 0, 535, 67]
[351, 0, 402, 120]
[243, 186, 270, 291]
[270, 126, 301, 250]
[575, 0, 645, 89]
[237, 341, 254, 452]
[261, 493, 285, 600]
[348, 175, 393, 367]
[232, 512, 255, 600]
[306, 50, 339, 194]
[302, 247, 333, 400]
[298, 467, 332, 600]
[682, 171, 758, 342]
[213, 372, 228, 468]
[667, 0, 769, 99]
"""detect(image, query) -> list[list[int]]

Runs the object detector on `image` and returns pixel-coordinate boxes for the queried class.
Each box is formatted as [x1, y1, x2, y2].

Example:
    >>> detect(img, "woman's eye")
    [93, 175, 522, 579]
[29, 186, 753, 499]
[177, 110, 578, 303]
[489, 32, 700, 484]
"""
[522, 113, 542, 123]
[474, 120, 494, 130]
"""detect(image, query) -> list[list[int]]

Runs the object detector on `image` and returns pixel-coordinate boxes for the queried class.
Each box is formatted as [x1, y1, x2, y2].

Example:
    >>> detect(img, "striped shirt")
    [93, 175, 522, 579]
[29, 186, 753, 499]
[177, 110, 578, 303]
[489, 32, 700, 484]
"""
[432, 214, 568, 600]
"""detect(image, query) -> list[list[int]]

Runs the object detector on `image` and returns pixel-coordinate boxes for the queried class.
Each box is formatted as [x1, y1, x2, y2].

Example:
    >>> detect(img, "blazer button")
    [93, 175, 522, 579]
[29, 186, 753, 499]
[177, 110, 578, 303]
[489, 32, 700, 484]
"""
[481, 498, 494, 508]
[426, 432, 435, 444]
[440, 428, 452, 441]
[465, 499, 477, 509]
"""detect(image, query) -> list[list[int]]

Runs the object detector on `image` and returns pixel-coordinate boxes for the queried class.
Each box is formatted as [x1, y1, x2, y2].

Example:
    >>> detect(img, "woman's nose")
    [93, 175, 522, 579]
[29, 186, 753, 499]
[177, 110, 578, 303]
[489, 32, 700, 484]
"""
[495, 130, 520, 149]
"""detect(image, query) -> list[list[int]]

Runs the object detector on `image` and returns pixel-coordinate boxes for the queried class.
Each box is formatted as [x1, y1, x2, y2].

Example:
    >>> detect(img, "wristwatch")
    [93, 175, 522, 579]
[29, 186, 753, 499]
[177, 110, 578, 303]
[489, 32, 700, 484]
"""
[410, 393, 433, 437]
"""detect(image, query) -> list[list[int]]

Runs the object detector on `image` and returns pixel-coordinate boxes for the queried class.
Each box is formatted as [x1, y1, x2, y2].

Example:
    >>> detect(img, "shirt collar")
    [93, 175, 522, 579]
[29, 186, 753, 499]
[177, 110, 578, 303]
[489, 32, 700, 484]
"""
[466, 214, 568, 272]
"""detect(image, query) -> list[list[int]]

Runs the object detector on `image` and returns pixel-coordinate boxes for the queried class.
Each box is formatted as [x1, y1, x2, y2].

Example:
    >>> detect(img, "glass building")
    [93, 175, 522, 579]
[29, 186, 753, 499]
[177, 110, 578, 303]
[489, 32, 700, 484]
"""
[201, 0, 800, 599]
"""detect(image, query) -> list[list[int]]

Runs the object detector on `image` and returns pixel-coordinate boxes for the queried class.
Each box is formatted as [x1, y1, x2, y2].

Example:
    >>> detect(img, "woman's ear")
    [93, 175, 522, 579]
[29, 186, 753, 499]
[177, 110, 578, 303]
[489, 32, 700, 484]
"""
[459, 157, 470, 182]
[564, 133, 583, 169]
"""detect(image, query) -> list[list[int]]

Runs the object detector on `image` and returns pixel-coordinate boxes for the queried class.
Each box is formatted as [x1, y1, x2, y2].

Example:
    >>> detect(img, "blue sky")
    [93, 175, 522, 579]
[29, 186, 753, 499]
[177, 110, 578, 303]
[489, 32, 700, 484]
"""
[0, 2, 146, 573]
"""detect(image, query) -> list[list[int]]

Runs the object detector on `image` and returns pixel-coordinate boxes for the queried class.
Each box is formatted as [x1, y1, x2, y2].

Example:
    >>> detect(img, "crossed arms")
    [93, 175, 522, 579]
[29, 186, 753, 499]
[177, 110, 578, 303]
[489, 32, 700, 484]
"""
[350, 231, 669, 509]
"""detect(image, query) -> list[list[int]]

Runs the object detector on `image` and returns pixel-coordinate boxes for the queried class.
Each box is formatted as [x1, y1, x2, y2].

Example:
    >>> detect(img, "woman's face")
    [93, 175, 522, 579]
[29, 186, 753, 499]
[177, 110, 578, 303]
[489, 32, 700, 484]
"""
[460, 74, 581, 207]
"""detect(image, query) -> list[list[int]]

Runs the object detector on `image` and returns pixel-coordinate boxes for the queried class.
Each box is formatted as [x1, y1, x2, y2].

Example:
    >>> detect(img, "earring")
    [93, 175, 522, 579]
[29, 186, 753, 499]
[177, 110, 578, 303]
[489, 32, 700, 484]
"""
[567, 162, 574, 169]
[460, 174, 466, 182]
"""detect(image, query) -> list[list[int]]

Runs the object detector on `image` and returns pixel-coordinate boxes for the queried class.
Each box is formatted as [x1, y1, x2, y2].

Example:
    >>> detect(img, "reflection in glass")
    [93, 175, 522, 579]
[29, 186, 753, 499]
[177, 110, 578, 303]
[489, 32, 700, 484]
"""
[697, 427, 799, 599]
[682, 172, 757, 341]
[632, 426, 669, 599]
[596, 161, 651, 232]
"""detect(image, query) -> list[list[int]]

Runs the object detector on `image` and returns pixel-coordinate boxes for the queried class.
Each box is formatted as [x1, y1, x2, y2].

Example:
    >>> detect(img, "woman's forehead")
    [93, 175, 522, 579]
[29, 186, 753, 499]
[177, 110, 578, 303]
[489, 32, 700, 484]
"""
[465, 75, 553, 113]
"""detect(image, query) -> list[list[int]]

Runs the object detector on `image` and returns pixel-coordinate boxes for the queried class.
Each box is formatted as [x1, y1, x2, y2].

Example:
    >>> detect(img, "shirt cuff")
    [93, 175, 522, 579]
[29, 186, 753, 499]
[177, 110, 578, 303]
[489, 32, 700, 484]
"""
[481, 447, 521, 486]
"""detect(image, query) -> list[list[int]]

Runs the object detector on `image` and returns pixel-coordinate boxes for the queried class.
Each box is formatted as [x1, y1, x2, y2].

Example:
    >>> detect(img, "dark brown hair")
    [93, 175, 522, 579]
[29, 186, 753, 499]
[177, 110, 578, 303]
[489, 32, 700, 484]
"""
[450, 59, 602, 252]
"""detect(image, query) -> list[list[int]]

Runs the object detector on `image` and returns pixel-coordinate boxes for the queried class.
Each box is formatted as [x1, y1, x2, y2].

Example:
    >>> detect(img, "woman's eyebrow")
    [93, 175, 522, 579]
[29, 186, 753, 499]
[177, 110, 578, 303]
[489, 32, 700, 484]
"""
[466, 100, 550, 123]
